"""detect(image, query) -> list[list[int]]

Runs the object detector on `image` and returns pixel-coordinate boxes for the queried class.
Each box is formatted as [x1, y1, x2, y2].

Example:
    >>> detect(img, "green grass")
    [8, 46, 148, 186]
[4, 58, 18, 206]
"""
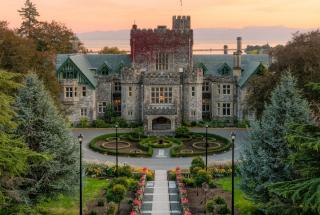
[216, 177, 259, 215]
[36, 177, 108, 215]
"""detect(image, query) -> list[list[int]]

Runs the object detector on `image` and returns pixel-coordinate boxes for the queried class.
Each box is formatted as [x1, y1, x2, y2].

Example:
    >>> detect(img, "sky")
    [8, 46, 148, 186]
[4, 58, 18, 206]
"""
[1, 0, 319, 33]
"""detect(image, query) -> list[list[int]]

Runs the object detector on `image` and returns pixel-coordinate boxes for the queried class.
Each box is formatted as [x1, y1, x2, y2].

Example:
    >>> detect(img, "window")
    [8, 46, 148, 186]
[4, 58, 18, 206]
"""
[217, 103, 231, 116]
[217, 84, 221, 94]
[191, 86, 195, 96]
[128, 111, 133, 116]
[156, 52, 169, 70]
[222, 84, 231, 95]
[128, 86, 132, 97]
[74, 87, 77, 97]
[151, 87, 173, 104]
[65, 87, 73, 98]
[82, 86, 86, 97]
[98, 102, 107, 113]
[202, 82, 210, 92]
[202, 99, 210, 112]
[114, 82, 121, 92]
[113, 99, 121, 113]
[191, 110, 196, 116]
[80, 108, 87, 116]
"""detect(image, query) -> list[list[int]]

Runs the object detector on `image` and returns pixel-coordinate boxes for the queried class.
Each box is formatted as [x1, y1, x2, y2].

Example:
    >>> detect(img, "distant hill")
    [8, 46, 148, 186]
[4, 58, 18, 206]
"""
[77, 26, 314, 50]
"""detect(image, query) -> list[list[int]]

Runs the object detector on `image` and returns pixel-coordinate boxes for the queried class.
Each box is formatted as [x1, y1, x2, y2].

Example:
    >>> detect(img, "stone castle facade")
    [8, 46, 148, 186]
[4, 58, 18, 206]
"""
[56, 16, 269, 134]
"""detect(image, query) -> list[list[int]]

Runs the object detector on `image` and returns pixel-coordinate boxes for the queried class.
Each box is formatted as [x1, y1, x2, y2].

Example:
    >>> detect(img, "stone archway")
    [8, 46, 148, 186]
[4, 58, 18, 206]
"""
[152, 117, 171, 130]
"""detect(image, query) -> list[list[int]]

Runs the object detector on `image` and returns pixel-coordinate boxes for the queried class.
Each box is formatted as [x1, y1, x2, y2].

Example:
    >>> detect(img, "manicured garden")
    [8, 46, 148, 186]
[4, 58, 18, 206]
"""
[89, 127, 231, 158]
[36, 163, 153, 215]
[168, 157, 259, 215]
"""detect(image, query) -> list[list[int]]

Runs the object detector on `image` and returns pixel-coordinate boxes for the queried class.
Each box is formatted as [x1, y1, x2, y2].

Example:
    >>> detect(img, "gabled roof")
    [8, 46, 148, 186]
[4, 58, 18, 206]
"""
[56, 53, 268, 88]
[194, 54, 269, 87]
[56, 54, 131, 87]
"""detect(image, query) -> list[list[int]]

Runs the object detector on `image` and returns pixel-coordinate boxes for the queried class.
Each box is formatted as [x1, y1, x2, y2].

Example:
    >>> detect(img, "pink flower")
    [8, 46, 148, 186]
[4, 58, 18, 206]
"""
[181, 198, 189, 203]
[184, 211, 192, 215]
[130, 212, 137, 215]
[133, 199, 141, 206]
[136, 189, 143, 195]
[179, 189, 187, 194]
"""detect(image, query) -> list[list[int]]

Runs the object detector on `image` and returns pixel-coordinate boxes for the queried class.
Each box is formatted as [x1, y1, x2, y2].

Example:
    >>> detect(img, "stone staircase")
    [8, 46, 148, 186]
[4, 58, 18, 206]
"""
[141, 170, 182, 215]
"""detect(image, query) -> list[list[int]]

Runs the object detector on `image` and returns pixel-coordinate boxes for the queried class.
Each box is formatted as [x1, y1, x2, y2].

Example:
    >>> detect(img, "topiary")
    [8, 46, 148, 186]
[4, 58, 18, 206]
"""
[206, 199, 215, 213]
[214, 196, 226, 205]
[217, 204, 231, 214]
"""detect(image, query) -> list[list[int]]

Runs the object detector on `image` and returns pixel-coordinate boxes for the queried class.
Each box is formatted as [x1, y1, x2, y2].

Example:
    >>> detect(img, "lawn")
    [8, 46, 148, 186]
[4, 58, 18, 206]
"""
[216, 177, 259, 215]
[36, 177, 108, 215]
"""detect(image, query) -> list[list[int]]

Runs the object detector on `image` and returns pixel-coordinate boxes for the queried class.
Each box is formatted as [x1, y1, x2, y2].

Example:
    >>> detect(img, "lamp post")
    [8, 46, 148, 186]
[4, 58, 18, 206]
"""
[78, 134, 83, 215]
[205, 124, 208, 171]
[231, 132, 236, 215]
[115, 124, 118, 177]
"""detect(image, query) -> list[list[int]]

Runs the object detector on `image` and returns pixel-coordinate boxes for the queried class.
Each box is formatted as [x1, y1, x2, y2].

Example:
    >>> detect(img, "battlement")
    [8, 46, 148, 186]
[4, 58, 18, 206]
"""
[172, 15, 191, 30]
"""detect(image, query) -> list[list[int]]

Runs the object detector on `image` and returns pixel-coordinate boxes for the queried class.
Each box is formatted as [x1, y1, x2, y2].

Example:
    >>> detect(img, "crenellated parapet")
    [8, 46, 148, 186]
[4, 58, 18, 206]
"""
[142, 71, 181, 85]
[183, 67, 203, 84]
[121, 67, 141, 84]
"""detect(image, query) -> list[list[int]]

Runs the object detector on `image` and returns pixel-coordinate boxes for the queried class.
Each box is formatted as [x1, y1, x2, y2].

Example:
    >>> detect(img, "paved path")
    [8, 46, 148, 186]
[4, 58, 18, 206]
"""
[71, 127, 249, 170]
[151, 170, 171, 214]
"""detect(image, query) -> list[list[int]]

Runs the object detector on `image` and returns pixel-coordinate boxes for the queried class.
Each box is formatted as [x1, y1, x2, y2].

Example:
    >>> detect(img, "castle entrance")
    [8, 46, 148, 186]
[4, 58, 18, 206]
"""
[152, 117, 171, 130]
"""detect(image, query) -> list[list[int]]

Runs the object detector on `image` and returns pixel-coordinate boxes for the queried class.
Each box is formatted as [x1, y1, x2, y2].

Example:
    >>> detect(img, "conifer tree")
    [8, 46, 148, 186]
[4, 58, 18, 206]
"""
[239, 72, 310, 203]
[268, 123, 320, 215]
[0, 70, 41, 213]
[18, 0, 39, 38]
[15, 74, 79, 198]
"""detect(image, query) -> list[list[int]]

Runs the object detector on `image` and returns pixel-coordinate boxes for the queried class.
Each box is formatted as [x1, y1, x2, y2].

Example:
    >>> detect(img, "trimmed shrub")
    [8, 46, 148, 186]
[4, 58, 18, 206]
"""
[217, 204, 231, 214]
[206, 200, 215, 213]
[175, 126, 190, 138]
[182, 177, 195, 187]
[214, 196, 226, 205]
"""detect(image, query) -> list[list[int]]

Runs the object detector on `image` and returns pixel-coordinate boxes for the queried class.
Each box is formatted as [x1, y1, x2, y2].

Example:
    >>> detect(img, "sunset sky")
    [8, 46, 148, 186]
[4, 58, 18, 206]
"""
[2, 0, 320, 32]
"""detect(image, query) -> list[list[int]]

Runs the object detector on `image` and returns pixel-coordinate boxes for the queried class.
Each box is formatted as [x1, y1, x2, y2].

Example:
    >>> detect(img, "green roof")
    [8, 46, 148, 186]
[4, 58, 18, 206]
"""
[56, 53, 269, 88]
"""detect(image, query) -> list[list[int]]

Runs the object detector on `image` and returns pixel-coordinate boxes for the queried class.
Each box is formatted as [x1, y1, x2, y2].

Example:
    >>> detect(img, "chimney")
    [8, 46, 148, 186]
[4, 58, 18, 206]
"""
[237, 36, 242, 54]
[223, 45, 228, 55]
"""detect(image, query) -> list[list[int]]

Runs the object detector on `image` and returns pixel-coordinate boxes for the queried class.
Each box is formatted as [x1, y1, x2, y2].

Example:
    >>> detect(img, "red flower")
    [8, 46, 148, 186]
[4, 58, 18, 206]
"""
[133, 199, 141, 206]
[136, 189, 143, 195]
[184, 211, 192, 215]
[181, 198, 189, 203]
[143, 167, 148, 172]
[130, 211, 137, 215]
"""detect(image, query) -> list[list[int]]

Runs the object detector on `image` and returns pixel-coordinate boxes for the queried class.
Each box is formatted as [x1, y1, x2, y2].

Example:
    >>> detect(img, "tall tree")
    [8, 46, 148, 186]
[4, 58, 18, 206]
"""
[0, 70, 41, 213]
[15, 74, 79, 199]
[18, 0, 39, 38]
[246, 31, 320, 121]
[267, 123, 320, 215]
[240, 72, 310, 203]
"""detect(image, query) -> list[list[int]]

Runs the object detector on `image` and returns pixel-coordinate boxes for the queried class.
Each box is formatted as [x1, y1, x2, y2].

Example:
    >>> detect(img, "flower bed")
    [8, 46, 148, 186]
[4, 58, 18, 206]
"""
[130, 167, 148, 214]
[176, 166, 192, 215]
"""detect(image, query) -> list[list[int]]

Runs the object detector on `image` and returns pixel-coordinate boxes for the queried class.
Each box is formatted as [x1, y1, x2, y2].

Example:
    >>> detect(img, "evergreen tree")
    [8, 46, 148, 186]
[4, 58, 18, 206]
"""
[239, 72, 310, 203]
[15, 74, 79, 199]
[18, 0, 39, 38]
[267, 124, 320, 215]
[0, 70, 41, 213]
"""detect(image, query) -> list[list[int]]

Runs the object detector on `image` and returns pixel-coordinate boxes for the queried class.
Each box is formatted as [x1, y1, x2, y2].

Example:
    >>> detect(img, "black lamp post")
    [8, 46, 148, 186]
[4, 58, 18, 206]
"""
[231, 132, 236, 215]
[78, 134, 83, 215]
[115, 124, 119, 177]
[205, 124, 208, 171]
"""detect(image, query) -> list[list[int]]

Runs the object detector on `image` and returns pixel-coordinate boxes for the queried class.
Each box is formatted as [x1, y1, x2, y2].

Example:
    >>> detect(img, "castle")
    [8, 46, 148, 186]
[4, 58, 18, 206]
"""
[56, 16, 269, 134]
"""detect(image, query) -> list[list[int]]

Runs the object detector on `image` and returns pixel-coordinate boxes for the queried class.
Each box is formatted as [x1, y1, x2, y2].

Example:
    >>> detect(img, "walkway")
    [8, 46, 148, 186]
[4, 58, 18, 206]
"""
[142, 170, 181, 215]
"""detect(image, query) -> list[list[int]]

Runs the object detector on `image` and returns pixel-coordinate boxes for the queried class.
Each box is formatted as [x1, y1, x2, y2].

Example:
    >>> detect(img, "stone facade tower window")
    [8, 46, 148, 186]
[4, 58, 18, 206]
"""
[156, 52, 169, 70]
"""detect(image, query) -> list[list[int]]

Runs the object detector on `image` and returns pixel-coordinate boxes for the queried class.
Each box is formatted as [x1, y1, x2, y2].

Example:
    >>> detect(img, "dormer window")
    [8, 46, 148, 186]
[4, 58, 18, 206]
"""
[156, 52, 169, 70]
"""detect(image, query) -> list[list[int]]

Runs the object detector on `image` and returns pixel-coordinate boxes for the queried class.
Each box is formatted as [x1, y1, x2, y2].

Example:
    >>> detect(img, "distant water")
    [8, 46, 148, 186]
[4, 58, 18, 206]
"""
[81, 39, 286, 54]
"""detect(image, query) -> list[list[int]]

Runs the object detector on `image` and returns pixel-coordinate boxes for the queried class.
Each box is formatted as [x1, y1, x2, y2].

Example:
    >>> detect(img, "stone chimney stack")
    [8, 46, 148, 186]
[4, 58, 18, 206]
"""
[237, 36, 242, 53]
[223, 45, 228, 55]
[234, 37, 242, 69]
